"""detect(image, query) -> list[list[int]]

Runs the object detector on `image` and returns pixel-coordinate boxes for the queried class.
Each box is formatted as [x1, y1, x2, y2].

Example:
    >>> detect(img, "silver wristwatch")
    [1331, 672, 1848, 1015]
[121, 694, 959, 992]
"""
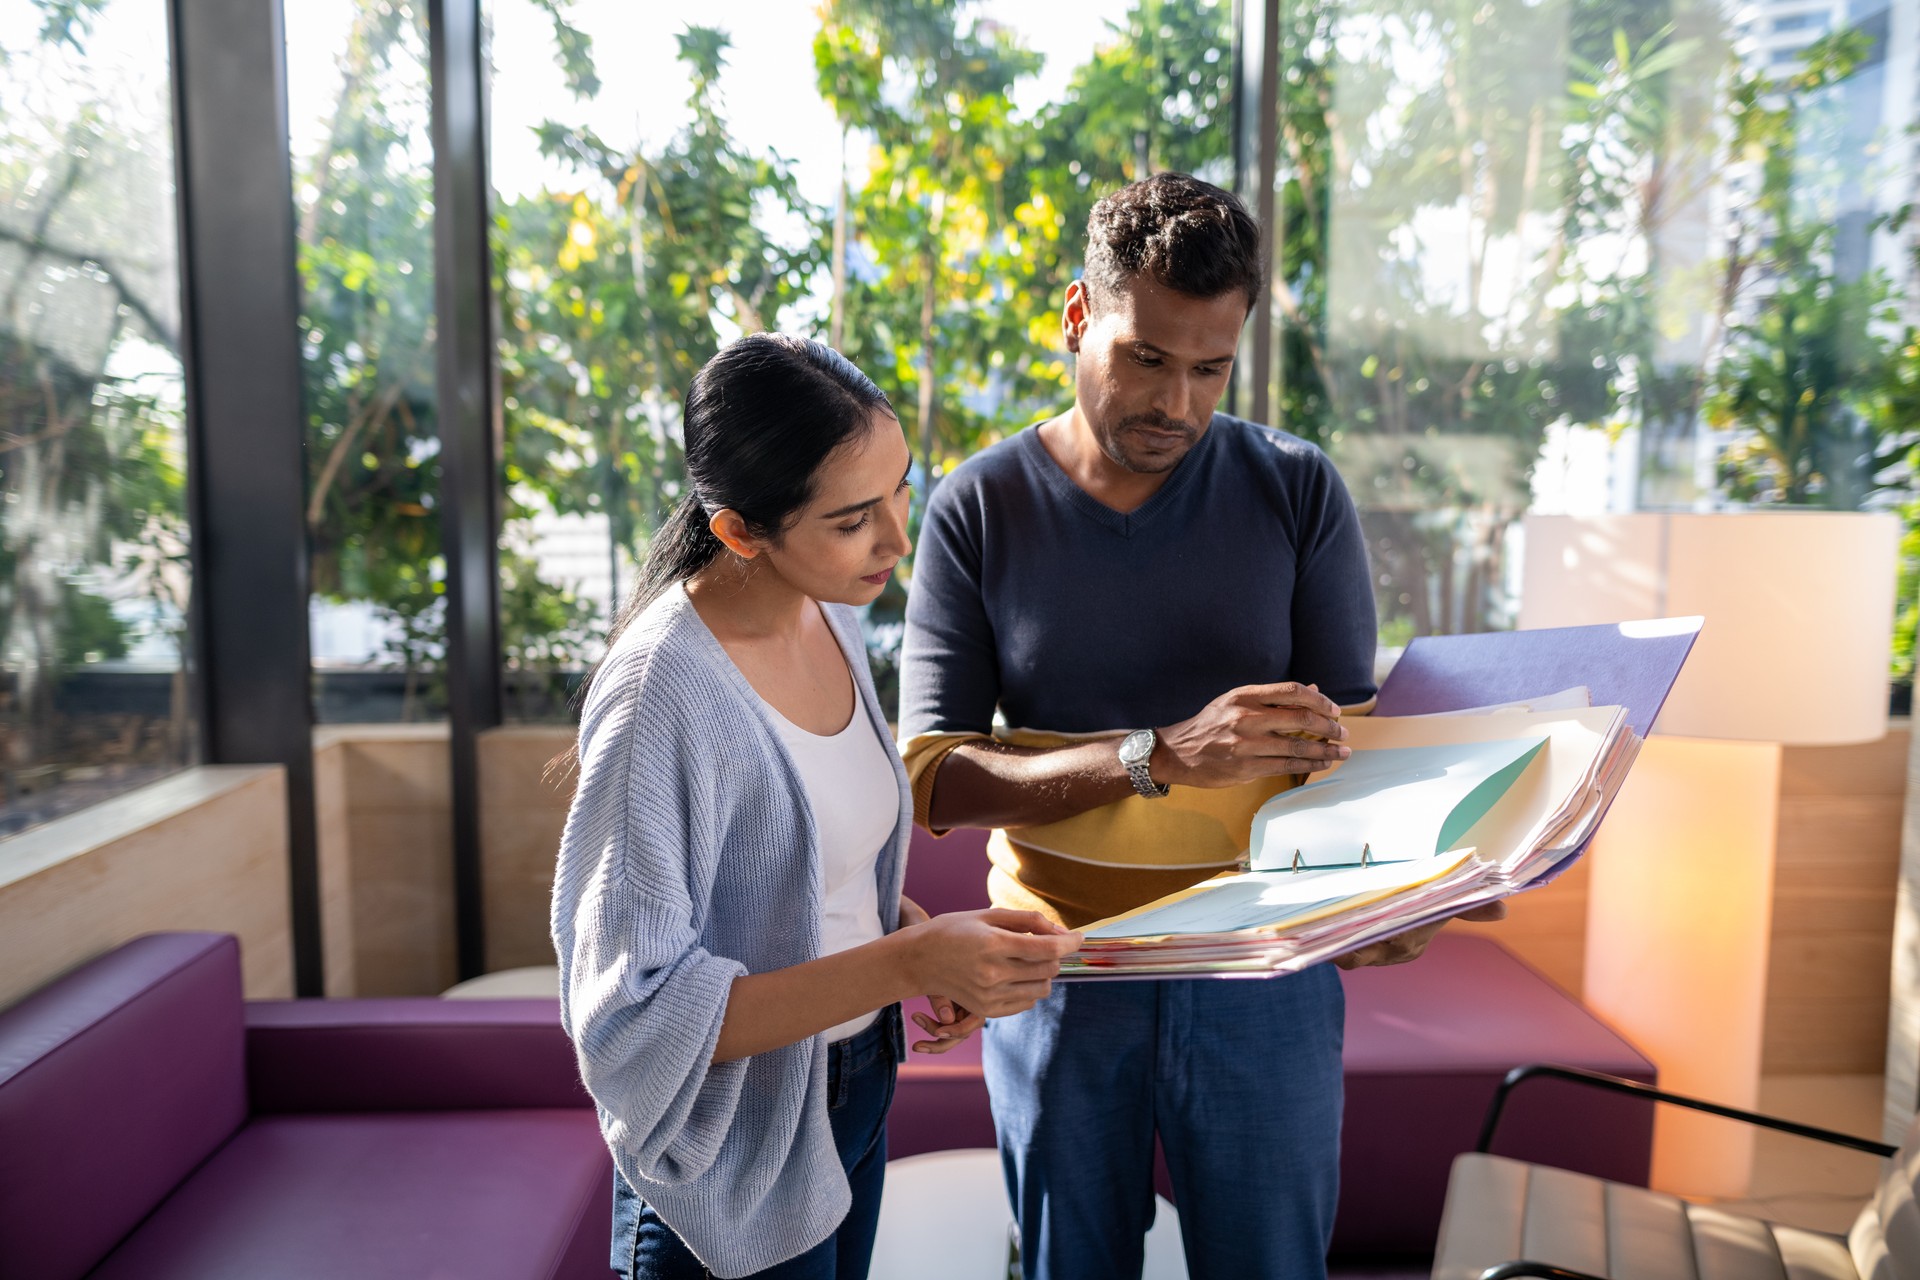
[1118, 728, 1170, 799]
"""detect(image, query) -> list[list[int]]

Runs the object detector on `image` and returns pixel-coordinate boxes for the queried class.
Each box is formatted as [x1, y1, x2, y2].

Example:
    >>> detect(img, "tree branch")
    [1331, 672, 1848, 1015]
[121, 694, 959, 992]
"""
[0, 223, 179, 352]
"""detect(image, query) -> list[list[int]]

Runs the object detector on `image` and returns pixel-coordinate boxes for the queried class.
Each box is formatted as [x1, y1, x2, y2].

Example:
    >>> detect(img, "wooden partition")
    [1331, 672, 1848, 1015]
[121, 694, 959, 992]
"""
[1457, 722, 1907, 1074]
[0, 767, 293, 1009]
[313, 725, 457, 996]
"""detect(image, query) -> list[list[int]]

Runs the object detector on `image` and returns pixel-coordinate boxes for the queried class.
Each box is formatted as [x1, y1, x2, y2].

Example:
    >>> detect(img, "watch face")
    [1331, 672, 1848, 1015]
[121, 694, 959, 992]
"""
[1119, 729, 1155, 765]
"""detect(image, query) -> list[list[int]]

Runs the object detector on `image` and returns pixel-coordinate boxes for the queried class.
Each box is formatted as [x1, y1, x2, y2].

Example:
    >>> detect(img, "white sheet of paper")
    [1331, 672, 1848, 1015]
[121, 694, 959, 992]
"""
[1249, 735, 1546, 870]
[1397, 687, 1593, 717]
[1331, 705, 1628, 873]
[1084, 850, 1480, 941]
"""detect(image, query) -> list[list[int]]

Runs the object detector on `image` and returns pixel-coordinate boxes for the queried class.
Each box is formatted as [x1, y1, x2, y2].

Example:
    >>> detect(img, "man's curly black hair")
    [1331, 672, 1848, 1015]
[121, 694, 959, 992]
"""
[1082, 171, 1264, 313]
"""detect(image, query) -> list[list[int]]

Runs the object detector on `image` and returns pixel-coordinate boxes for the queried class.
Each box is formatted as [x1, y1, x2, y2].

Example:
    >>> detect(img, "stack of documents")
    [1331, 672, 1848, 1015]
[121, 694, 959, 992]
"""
[1060, 693, 1642, 980]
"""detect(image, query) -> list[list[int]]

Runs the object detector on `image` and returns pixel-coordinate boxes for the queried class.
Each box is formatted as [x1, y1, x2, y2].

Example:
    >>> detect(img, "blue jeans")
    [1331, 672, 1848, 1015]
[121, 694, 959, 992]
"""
[613, 1009, 902, 1279]
[983, 964, 1344, 1280]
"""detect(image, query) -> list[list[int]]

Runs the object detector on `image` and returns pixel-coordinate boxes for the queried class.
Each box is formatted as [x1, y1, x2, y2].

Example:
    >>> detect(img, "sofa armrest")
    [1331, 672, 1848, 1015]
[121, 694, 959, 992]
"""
[245, 998, 593, 1113]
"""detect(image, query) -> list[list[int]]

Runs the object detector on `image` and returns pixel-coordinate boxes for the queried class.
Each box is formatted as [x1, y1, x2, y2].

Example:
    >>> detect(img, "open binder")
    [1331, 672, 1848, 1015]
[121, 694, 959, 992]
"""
[1059, 618, 1702, 981]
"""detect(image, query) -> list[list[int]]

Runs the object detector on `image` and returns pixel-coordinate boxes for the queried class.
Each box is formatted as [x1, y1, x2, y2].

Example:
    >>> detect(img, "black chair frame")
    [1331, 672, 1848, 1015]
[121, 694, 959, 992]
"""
[1471, 1063, 1897, 1280]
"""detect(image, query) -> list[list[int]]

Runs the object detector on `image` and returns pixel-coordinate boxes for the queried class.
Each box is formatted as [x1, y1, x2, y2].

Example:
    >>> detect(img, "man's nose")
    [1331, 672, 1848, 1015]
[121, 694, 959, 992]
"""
[1153, 373, 1193, 426]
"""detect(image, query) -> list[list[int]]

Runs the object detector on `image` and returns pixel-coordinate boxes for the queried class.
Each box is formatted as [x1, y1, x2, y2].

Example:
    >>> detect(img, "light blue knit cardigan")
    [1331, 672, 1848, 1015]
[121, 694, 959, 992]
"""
[550, 583, 910, 1278]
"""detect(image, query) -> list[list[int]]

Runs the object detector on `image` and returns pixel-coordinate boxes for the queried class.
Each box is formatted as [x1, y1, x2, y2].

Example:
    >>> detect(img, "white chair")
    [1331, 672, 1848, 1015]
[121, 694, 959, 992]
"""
[1431, 1065, 1903, 1280]
[439, 965, 561, 998]
[870, 1148, 1189, 1279]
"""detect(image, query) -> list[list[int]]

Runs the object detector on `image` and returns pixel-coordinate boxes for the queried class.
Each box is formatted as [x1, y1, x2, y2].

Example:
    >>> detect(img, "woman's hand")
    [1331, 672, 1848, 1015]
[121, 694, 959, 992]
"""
[898, 907, 1082, 1020]
[909, 1000, 984, 1054]
[897, 894, 990, 1053]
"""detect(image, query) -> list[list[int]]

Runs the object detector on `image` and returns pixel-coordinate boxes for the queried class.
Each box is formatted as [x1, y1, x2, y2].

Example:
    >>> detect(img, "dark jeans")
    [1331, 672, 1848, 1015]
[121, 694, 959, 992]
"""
[985, 965, 1345, 1280]
[613, 1008, 902, 1280]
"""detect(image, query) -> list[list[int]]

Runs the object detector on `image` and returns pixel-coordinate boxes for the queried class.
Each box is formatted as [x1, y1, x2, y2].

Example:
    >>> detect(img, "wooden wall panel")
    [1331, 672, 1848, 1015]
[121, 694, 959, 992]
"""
[312, 725, 457, 996]
[0, 767, 292, 1009]
[1453, 724, 1905, 1075]
[477, 726, 574, 973]
[1765, 726, 1905, 1074]
[1451, 853, 1590, 995]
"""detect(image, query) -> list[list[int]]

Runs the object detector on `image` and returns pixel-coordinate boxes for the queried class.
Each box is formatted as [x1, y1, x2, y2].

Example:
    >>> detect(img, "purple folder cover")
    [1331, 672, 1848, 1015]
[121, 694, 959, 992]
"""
[1372, 618, 1701, 887]
[1374, 617, 1701, 739]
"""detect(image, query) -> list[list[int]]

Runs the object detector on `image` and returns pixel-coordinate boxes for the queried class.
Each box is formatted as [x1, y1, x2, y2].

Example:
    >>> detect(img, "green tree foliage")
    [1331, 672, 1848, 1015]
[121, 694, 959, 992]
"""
[0, 2, 189, 771]
[294, 2, 446, 713]
[814, 0, 1044, 484]
[804, 0, 1232, 701]
[1274, 0, 1640, 636]
[313, 0, 1920, 709]
[1706, 31, 1900, 511]
[812, 0, 1232, 484]
[497, 20, 821, 613]
[296, 0, 610, 713]
[1873, 231, 1920, 684]
[1266, 0, 1913, 646]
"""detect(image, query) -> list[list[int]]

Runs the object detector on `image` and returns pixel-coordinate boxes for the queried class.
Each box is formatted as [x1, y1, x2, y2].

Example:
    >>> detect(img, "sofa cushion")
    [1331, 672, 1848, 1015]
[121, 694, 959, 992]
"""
[245, 997, 593, 1112]
[0, 932, 246, 1280]
[88, 1110, 614, 1280]
[904, 825, 993, 916]
[1434, 1152, 1858, 1280]
[1337, 934, 1656, 1255]
[890, 995, 997, 1159]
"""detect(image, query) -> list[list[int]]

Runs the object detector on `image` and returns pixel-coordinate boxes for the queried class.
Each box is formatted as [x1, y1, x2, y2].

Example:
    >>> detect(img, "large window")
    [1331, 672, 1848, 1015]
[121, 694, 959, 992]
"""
[486, 0, 1234, 719]
[286, 0, 446, 723]
[0, 0, 193, 836]
[1264, 0, 1918, 666]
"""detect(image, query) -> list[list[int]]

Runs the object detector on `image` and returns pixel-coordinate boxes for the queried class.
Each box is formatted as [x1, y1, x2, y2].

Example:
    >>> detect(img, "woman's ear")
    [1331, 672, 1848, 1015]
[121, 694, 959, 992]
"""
[708, 509, 762, 560]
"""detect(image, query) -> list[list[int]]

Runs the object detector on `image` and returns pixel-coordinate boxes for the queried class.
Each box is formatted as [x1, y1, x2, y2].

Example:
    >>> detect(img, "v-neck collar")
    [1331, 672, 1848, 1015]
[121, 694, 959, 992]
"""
[1017, 415, 1217, 538]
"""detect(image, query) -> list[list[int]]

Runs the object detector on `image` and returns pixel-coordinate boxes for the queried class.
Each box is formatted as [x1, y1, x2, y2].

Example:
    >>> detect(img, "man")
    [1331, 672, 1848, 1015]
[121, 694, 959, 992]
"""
[898, 172, 1502, 1280]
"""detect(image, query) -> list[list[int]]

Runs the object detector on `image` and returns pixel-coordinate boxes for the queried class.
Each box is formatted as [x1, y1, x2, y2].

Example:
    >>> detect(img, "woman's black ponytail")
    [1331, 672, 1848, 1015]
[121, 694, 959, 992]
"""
[558, 333, 894, 763]
[603, 492, 724, 646]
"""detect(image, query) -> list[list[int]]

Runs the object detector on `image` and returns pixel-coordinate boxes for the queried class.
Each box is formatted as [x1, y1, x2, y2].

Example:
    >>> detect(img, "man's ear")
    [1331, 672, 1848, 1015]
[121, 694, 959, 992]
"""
[1063, 280, 1090, 355]
[709, 509, 762, 560]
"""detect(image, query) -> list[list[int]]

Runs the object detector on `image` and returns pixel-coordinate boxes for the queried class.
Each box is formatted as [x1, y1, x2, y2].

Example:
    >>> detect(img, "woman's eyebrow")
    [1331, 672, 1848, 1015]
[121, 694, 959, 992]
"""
[818, 462, 912, 519]
[820, 495, 881, 519]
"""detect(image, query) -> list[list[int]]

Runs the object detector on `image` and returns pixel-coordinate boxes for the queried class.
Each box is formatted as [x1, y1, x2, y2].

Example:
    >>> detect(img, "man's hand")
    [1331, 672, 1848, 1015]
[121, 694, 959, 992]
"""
[1154, 682, 1352, 789]
[1333, 901, 1509, 970]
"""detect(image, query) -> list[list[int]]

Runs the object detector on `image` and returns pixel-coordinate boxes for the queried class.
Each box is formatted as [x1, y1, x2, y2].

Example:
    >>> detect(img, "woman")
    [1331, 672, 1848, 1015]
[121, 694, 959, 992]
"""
[551, 333, 1081, 1280]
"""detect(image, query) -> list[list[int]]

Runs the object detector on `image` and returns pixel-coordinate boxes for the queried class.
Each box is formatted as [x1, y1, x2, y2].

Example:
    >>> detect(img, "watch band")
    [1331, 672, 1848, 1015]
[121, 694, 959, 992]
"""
[1123, 730, 1171, 799]
[1127, 758, 1170, 799]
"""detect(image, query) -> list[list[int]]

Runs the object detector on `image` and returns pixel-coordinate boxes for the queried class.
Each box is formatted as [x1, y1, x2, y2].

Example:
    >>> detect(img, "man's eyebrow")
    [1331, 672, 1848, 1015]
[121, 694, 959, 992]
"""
[1131, 339, 1236, 365]
[819, 461, 913, 519]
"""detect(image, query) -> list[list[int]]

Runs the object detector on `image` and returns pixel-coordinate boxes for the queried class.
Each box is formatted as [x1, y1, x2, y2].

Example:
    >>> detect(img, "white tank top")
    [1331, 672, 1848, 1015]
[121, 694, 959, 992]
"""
[759, 677, 897, 1042]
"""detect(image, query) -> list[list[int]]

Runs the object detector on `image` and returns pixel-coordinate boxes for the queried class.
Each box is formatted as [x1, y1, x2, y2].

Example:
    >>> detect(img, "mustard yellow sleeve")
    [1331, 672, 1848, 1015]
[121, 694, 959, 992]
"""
[900, 731, 990, 833]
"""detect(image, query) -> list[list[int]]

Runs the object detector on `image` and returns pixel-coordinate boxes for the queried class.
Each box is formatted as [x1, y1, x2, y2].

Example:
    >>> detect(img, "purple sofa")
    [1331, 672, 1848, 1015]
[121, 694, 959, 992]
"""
[894, 826, 1657, 1259]
[0, 932, 615, 1280]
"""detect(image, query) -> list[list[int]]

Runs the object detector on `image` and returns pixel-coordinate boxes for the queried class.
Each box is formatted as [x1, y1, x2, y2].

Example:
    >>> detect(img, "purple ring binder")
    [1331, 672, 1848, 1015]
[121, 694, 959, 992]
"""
[1373, 616, 1702, 884]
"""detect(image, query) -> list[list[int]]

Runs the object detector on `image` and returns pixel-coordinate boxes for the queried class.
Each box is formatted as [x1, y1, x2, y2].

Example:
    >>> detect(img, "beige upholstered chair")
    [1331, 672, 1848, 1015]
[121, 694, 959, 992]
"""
[1431, 1066, 1904, 1280]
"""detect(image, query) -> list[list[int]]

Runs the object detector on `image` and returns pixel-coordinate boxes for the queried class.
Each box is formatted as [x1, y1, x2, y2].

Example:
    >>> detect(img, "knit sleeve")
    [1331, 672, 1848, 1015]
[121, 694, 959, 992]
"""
[550, 639, 752, 1188]
[899, 475, 998, 829]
